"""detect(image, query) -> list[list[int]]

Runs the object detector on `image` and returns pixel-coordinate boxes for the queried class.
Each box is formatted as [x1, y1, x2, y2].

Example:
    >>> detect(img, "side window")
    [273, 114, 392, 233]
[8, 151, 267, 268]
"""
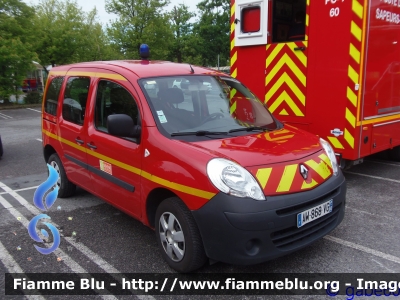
[94, 80, 139, 134]
[272, 1, 307, 43]
[44, 77, 64, 116]
[241, 6, 261, 33]
[62, 77, 90, 125]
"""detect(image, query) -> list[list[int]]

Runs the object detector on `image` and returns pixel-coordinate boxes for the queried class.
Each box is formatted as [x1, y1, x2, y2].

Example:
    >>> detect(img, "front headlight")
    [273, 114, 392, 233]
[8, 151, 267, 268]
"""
[207, 158, 265, 200]
[320, 138, 338, 176]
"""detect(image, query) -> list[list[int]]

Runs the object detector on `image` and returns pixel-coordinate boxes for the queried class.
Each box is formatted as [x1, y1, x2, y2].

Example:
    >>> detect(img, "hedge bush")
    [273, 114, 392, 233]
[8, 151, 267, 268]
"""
[24, 91, 42, 104]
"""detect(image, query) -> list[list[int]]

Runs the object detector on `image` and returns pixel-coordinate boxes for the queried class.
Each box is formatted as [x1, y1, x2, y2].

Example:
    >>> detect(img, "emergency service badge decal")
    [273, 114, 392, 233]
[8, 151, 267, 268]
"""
[330, 128, 344, 137]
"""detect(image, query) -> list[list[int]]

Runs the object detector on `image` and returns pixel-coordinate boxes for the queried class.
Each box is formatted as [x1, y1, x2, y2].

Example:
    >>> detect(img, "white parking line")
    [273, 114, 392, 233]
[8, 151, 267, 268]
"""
[325, 235, 400, 265]
[0, 185, 39, 195]
[0, 112, 12, 119]
[367, 160, 400, 167]
[0, 192, 119, 300]
[0, 241, 46, 300]
[345, 171, 400, 183]
[36, 138, 42, 142]
[0, 181, 154, 300]
[26, 108, 41, 113]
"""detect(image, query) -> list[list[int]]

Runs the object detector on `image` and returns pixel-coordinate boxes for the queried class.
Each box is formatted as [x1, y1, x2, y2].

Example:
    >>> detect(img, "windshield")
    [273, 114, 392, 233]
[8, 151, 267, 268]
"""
[139, 75, 279, 138]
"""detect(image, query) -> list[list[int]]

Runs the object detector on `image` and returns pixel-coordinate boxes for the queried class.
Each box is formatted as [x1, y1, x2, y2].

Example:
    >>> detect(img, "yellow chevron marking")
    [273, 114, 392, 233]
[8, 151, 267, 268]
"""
[349, 43, 361, 64]
[231, 22, 235, 34]
[348, 65, 359, 84]
[230, 88, 237, 99]
[230, 100, 237, 115]
[268, 90, 305, 117]
[301, 179, 318, 189]
[266, 43, 284, 67]
[347, 87, 357, 107]
[279, 109, 289, 115]
[231, 68, 237, 78]
[265, 72, 306, 106]
[306, 13, 309, 26]
[230, 39, 235, 51]
[231, 3, 235, 17]
[319, 154, 332, 168]
[344, 128, 355, 148]
[327, 137, 345, 149]
[352, 0, 363, 19]
[265, 53, 306, 86]
[256, 168, 272, 189]
[289, 41, 308, 67]
[305, 158, 331, 180]
[264, 132, 295, 142]
[231, 51, 237, 66]
[351, 21, 362, 41]
[277, 164, 298, 192]
[346, 108, 356, 128]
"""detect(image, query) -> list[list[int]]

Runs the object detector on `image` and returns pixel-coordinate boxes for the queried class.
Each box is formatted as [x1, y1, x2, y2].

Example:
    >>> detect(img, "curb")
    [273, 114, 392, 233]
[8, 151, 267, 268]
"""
[0, 104, 42, 110]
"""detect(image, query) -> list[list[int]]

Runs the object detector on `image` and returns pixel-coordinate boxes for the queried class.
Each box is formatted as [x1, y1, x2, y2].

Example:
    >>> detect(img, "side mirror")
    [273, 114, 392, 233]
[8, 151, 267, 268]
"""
[107, 114, 141, 138]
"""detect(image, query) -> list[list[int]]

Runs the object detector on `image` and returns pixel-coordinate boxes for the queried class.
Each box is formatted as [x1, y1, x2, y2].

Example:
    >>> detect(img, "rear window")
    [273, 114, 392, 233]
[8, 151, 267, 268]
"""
[44, 77, 64, 116]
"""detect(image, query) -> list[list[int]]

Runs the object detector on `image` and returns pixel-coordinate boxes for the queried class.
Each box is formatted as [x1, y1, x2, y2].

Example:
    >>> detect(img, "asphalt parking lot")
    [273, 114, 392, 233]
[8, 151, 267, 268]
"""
[1, 108, 400, 299]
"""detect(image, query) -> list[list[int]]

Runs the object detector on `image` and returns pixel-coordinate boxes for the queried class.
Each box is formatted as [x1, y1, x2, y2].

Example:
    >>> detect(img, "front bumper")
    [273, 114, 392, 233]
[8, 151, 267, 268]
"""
[192, 172, 346, 265]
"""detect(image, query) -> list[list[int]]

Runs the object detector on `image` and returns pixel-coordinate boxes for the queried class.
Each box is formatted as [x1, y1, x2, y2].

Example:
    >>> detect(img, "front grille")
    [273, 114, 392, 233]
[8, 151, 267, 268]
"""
[271, 203, 341, 250]
[276, 187, 340, 216]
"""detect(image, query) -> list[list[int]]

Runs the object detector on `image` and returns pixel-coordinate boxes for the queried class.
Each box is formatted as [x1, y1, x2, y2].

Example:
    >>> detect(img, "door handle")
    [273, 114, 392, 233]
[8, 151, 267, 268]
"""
[294, 47, 306, 51]
[87, 143, 97, 149]
[75, 138, 84, 145]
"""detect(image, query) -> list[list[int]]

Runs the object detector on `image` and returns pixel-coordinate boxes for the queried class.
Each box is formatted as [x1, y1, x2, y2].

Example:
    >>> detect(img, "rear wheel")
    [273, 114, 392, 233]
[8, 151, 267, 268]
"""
[155, 197, 207, 273]
[389, 146, 400, 162]
[48, 153, 76, 197]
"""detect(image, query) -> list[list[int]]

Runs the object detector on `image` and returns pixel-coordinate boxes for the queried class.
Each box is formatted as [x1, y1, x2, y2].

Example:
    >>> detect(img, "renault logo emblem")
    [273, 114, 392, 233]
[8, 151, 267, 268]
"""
[299, 164, 308, 180]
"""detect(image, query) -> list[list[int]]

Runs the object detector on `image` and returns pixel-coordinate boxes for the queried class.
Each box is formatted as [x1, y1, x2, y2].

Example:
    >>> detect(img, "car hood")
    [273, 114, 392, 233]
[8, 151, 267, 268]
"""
[189, 125, 334, 196]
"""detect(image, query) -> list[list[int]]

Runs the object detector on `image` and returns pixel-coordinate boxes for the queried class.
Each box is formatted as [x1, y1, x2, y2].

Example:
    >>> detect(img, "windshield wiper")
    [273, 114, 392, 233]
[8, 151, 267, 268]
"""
[228, 126, 271, 133]
[171, 130, 228, 136]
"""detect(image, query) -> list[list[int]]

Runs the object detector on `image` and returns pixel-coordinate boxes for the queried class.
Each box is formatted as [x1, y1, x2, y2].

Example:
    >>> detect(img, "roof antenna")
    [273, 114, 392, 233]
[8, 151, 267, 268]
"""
[189, 64, 195, 73]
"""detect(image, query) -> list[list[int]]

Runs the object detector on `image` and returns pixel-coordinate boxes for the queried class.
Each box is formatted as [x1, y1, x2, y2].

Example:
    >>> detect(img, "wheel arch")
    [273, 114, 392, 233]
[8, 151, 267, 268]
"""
[43, 144, 57, 163]
[146, 188, 180, 228]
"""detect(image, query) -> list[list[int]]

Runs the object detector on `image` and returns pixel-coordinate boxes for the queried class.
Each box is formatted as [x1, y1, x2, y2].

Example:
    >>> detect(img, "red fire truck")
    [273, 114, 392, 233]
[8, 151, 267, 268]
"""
[230, 0, 400, 167]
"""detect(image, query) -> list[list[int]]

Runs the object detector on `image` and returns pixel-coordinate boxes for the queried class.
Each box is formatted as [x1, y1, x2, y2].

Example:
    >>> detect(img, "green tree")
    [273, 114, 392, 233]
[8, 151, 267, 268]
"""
[79, 8, 120, 62]
[0, 0, 37, 102]
[32, 0, 114, 69]
[194, 0, 230, 67]
[168, 4, 195, 63]
[105, 0, 173, 60]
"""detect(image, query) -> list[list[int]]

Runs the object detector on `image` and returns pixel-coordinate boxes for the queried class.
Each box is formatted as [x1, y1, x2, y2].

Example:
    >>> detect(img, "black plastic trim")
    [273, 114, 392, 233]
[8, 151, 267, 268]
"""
[64, 154, 135, 192]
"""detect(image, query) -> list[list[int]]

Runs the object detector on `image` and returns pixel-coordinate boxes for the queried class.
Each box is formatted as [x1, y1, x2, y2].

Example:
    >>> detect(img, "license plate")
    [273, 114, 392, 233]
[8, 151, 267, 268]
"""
[297, 200, 333, 228]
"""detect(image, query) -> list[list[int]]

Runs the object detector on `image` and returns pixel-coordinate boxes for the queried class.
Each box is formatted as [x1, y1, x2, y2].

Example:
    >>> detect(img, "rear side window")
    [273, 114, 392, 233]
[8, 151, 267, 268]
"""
[62, 77, 90, 125]
[241, 7, 261, 33]
[94, 80, 139, 134]
[44, 77, 64, 116]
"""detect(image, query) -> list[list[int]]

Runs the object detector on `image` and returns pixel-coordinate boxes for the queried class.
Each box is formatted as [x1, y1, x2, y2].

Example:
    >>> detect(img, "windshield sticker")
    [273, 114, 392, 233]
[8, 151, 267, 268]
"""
[157, 110, 167, 123]
[100, 160, 112, 175]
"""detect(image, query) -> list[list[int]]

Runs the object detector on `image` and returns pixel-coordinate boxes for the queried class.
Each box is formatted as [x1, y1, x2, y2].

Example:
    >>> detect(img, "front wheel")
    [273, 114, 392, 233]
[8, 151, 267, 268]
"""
[48, 153, 76, 197]
[155, 197, 207, 273]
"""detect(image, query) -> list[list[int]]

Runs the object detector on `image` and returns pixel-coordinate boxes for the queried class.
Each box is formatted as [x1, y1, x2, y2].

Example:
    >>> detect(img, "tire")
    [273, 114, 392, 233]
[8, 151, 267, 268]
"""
[48, 153, 76, 198]
[389, 146, 400, 162]
[155, 197, 207, 273]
